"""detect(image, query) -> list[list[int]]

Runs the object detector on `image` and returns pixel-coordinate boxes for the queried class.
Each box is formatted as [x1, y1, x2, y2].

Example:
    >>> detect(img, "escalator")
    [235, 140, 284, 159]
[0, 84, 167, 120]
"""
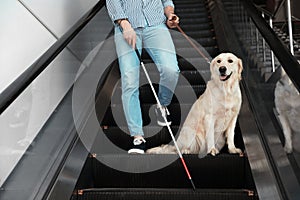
[70, 0, 258, 199]
[2, 0, 300, 200]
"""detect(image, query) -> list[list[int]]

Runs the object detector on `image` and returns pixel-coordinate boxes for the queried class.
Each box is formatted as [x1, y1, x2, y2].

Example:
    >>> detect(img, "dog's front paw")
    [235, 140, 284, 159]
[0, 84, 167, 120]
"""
[181, 149, 191, 154]
[208, 148, 219, 156]
[228, 147, 242, 155]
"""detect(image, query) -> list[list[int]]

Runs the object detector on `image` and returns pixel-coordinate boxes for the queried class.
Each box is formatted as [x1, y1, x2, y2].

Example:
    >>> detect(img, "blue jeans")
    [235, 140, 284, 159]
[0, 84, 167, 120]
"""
[114, 24, 180, 137]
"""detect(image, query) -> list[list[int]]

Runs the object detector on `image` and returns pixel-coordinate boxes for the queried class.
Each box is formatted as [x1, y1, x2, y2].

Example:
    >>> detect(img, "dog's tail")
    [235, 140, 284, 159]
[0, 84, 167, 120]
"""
[146, 144, 177, 154]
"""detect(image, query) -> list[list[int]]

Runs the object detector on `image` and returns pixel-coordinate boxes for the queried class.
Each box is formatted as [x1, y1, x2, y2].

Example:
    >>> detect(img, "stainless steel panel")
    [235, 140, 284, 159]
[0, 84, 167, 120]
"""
[0, 3, 112, 189]
[0, 48, 82, 187]
[21, 0, 99, 37]
[0, 0, 56, 93]
[0, 1, 112, 188]
[239, 86, 282, 200]
[67, 8, 113, 63]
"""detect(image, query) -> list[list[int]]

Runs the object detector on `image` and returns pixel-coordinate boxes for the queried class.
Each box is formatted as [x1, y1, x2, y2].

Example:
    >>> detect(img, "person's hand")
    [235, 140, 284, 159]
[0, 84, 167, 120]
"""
[166, 13, 179, 29]
[120, 20, 136, 49]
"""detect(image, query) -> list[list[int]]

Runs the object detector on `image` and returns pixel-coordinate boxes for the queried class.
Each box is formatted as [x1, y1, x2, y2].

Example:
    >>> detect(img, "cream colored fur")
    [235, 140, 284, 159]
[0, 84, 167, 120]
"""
[274, 69, 300, 153]
[147, 53, 243, 156]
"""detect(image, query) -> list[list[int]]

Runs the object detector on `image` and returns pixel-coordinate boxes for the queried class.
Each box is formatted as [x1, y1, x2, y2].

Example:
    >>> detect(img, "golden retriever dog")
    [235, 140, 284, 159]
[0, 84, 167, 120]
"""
[274, 69, 300, 153]
[147, 53, 243, 156]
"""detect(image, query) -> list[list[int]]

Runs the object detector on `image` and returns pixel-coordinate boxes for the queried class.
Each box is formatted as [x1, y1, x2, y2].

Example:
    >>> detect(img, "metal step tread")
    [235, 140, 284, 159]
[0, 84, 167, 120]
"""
[73, 188, 258, 200]
[90, 154, 253, 189]
[99, 123, 245, 151]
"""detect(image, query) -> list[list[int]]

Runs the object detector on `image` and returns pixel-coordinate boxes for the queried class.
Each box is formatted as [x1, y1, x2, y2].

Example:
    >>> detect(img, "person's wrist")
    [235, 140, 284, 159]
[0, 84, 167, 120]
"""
[167, 12, 174, 18]
[115, 18, 128, 26]
[120, 20, 132, 31]
[119, 19, 128, 27]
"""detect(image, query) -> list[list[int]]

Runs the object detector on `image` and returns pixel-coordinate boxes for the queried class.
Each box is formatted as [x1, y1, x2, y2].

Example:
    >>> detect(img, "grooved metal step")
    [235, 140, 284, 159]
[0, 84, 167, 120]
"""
[99, 122, 245, 151]
[111, 84, 206, 104]
[100, 103, 193, 126]
[90, 154, 252, 189]
[72, 188, 258, 200]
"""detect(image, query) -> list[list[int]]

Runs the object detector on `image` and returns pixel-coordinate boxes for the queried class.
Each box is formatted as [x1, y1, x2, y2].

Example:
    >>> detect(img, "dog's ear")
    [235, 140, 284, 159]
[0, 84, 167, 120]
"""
[210, 56, 216, 74]
[210, 56, 216, 66]
[237, 58, 243, 80]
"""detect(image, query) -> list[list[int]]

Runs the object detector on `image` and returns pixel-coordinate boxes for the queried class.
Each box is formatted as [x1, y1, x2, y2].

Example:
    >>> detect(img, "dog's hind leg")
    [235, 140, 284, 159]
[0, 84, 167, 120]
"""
[146, 144, 177, 154]
[278, 114, 293, 153]
[195, 135, 207, 158]
[180, 136, 202, 154]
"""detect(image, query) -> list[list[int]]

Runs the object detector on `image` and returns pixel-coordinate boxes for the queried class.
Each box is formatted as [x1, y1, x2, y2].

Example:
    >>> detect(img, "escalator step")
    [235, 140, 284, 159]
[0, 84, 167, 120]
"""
[73, 188, 258, 200]
[176, 26, 215, 37]
[177, 56, 212, 69]
[101, 103, 193, 126]
[179, 15, 211, 24]
[176, 7, 207, 12]
[180, 22, 213, 31]
[174, 0, 206, 4]
[176, 7, 207, 14]
[194, 37, 217, 47]
[173, 0, 219, 57]
[98, 121, 245, 154]
[173, 33, 217, 47]
[180, 70, 207, 85]
[176, 12, 211, 18]
[137, 55, 211, 72]
[147, 84, 204, 101]
[90, 154, 252, 189]
[174, 2, 205, 7]
[101, 125, 180, 150]
[110, 84, 205, 105]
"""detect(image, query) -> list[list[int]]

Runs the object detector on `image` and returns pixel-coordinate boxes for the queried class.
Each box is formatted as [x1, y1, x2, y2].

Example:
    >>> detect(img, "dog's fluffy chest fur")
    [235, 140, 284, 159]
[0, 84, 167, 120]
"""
[183, 80, 242, 135]
[209, 81, 241, 132]
[205, 81, 241, 116]
[146, 53, 243, 155]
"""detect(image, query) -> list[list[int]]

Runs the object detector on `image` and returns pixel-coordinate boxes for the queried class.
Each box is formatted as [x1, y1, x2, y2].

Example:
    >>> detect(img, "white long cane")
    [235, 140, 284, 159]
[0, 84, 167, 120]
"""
[135, 49, 196, 190]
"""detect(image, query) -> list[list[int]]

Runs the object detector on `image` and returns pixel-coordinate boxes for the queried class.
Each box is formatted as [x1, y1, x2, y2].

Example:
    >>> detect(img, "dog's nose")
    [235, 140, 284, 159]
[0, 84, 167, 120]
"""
[219, 66, 227, 74]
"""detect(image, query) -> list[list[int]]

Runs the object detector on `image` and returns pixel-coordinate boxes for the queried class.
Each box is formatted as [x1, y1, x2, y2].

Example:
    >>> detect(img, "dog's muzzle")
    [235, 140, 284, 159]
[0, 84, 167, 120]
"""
[219, 66, 232, 81]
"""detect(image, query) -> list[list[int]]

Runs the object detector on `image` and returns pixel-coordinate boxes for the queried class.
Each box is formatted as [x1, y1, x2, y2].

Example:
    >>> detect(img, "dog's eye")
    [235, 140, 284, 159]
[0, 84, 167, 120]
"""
[217, 60, 221, 63]
[228, 59, 233, 63]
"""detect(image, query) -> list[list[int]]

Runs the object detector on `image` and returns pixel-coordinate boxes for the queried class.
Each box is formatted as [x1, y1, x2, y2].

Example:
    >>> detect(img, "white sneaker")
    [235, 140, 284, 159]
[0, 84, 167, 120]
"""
[128, 137, 146, 154]
[155, 105, 172, 126]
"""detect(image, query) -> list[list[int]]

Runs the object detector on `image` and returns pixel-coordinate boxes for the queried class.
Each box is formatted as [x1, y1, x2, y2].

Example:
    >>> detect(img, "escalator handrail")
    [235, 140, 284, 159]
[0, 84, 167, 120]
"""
[0, 0, 105, 115]
[242, 0, 300, 92]
[254, 4, 273, 18]
[272, 0, 286, 19]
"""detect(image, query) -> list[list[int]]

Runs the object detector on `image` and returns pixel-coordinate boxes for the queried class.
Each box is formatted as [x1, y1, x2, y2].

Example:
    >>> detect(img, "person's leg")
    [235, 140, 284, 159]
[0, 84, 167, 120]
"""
[143, 24, 180, 107]
[114, 27, 144, 138]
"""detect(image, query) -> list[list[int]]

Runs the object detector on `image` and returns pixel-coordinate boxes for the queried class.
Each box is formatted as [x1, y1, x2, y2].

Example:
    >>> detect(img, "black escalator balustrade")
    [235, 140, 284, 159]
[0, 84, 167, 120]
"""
[71, 0, 258, 199]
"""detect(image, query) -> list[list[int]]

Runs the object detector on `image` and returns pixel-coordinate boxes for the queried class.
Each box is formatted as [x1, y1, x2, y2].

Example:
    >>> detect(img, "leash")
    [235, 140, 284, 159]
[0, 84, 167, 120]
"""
[174, 18, 226, 154]
[171, 16, 211, 64]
